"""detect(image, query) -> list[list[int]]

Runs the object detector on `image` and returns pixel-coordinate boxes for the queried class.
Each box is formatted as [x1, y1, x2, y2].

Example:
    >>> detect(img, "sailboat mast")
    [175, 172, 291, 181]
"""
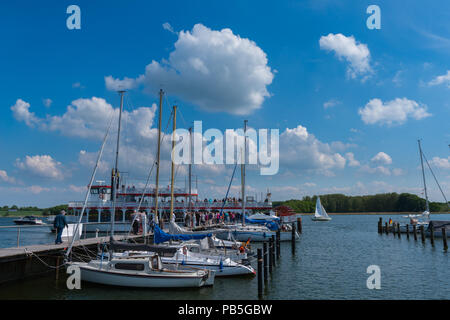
[111, 90, 125, 236]
[241, 120, 247, 225]
[154, 89, 163, 226]
[169, 105, 177, 222]
[188, 126, 193, 227]
[418, 139, 430, 212]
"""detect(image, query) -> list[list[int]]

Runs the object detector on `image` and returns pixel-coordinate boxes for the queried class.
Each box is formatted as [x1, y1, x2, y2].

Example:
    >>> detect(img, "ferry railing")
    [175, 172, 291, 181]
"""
[68, 200, 273, 209]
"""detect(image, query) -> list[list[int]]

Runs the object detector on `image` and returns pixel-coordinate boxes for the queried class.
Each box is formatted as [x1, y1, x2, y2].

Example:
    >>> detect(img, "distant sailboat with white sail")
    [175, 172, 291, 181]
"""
[311, 197, 331, 221]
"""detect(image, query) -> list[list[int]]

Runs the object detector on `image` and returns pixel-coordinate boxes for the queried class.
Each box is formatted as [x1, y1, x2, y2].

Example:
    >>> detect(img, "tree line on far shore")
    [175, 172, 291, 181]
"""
[1, 204, 68, 216]
[273, 193, 449, 213]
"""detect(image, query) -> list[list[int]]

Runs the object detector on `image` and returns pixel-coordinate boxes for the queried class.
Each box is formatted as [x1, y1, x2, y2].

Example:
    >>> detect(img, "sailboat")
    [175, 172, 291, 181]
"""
[214, 120, 300, 242]
[311, 197, 331, 221]
[65, 91, 215, 288]
[399, 140, 449, 234]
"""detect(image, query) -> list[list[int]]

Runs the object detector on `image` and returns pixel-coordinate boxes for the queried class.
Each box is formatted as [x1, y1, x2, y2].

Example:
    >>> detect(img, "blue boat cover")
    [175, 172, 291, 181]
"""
[244, 217, 279, 231]
[153, 223, 212, 244]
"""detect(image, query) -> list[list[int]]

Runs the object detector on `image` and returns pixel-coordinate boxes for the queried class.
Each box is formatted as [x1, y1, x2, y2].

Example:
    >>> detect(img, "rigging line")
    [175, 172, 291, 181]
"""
[219, 149, 242, 215]
[125, 107, 175, 237]
[65, 111, 116, 261]
[421, 152, 450, 209]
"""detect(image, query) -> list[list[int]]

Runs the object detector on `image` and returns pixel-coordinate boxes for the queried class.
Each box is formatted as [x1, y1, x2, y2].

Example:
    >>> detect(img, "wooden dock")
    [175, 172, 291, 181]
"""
[0, 234, 153, 285]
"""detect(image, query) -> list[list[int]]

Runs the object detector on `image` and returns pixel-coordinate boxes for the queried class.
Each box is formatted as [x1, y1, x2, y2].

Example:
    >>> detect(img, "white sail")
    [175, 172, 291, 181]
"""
[313, 197, 331, 220]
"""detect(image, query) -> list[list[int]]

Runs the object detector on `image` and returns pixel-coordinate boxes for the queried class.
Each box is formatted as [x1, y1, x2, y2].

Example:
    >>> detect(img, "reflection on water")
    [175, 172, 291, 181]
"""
[0, 214, 449, 299]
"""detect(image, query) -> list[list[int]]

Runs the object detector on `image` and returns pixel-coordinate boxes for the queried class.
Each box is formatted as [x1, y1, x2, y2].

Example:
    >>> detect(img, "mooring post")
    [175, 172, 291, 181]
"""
[257, 248, 262, 299]
[385, 222, 389, 235]
[442, 228, 448, 251]
[413, 225, 417, 241]
[420, 225, 425, 243]
[378, 217, 382, 234]
[271, 235, 276, 267]
[276, 230, 280, 260]
[268, 238, 273, 273]
[406, 224, 409, 240]
[291, 223, 296, 254]
[397, 222, 401, 239]
[430, 226, 435, 246]
[17, 227, 20, 248]
[55, 256, 60, 280]
[297, 217, 302, 234]
[263, 241, 268, 282]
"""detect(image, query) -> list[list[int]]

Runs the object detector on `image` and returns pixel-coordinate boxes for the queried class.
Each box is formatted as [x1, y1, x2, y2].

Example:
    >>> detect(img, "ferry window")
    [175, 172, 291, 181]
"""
[90, 189, 99, 194]
[115, 263, 144, 271]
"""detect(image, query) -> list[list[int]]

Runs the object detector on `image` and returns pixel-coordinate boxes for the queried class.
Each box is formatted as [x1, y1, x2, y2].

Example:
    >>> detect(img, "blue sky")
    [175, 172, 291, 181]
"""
[0, 0, 449, 207]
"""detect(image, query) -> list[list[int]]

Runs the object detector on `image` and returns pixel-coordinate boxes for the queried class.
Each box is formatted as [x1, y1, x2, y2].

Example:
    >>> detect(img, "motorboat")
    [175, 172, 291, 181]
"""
[13, 216, 44, 225]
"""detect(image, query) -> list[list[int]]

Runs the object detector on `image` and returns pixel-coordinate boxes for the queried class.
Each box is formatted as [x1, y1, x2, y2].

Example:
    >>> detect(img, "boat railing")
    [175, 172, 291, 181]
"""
[68, 200, 273, 209]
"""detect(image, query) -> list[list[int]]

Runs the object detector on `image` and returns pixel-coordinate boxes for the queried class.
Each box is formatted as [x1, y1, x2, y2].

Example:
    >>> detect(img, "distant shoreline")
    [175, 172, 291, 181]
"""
[299, 212, 449, 216]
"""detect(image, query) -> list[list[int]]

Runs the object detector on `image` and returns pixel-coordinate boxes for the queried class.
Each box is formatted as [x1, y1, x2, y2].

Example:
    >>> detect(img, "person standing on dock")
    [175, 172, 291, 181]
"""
[53, 210, 68, 244]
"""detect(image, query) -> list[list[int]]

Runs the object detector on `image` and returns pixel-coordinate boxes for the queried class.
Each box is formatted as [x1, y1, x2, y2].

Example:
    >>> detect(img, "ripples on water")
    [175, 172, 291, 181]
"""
[0, 214, 449, 299]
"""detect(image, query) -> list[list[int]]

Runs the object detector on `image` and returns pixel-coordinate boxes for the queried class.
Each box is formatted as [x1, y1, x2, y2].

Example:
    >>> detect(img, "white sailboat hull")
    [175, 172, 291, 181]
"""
[71, 262, 210, 288]
[162, 260, 255, 277]
[311, 216, 332, 221]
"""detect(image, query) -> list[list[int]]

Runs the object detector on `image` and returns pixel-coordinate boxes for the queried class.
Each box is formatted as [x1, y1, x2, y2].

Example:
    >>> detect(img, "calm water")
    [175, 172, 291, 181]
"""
[0, 214, 449, 299]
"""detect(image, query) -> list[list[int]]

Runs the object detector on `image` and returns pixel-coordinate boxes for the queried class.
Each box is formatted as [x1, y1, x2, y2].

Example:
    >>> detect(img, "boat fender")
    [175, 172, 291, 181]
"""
[182, 246, 187, 255]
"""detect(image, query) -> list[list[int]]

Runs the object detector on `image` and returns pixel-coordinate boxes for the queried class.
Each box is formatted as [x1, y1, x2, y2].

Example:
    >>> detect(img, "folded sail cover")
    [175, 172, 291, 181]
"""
[153, 224, 212, 244]
[108, 238, 177, 254]
[244, 217, 279, 231]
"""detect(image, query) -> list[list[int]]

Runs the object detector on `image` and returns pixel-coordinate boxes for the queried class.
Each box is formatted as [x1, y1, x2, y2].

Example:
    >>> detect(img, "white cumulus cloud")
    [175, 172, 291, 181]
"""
[11, 99, 41, 127]
[358, 98, 431, 126]
[105, 23, 274, 115]
[15, 155, 65, 180]
[319, 33, 372, 79]
[428, 70, 450, 88]
[428, 156, 450, 170]
[280, 125, 348, 176]
[371, 152, 392, 165]
[0, 170, 16, 184]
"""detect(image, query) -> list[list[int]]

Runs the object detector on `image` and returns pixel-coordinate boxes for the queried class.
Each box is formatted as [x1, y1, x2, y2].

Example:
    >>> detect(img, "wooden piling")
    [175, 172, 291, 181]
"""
[55, 256, 60, 280]
[430, 225, 434, 246]
[276, 230, 280, 260]
[271, 235, 276, 266]
[397, 222, 401, 239]
[413, 225, 417, 241]
[443, 228, 448, 251]
[420, 225, 425, 243]
[406, 224, 409, 240]
[17, 228, 20, 248]
[263, 242, 268, 282]
[257, 248, 262, 299]
[378, 217, 382, 234]
[291, 223, 296, 254]
[297, 217, 302, 234]
[385, 222, 389, 235]
[268, 237, 273, 273]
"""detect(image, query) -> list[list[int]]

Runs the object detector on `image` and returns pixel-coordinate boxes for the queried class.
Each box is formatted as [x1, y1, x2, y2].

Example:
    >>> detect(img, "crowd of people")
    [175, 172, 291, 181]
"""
[184, 211, 244, 227]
